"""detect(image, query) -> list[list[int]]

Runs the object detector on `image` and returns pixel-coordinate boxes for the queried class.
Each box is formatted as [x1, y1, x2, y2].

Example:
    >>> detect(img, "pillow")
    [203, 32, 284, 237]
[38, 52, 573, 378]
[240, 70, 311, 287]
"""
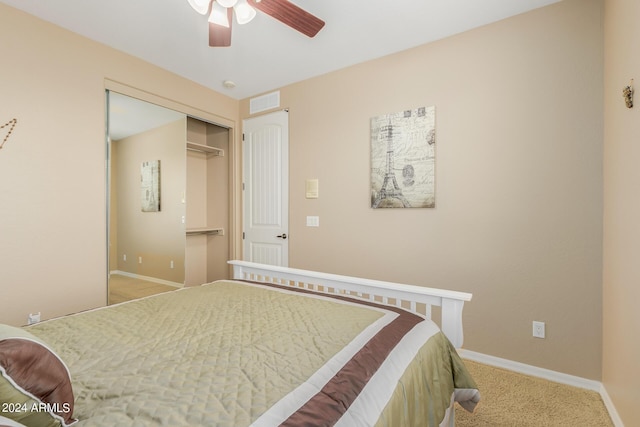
[0, 414, 27, 427]
[0, 325, 77, 427]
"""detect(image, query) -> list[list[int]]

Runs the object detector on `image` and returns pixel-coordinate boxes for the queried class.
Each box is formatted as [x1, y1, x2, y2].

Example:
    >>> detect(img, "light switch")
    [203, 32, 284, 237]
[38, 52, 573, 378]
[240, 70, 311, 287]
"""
[306, 179, 319, 199]
[306, 216, 320, 227]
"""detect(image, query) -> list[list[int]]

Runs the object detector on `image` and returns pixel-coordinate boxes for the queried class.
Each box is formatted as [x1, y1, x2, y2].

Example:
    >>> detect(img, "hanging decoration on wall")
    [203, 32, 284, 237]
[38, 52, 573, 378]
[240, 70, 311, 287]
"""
[0, 118, 18, 150]
[623, 79, 634, 109]
[371, 106, 436, 209]
[141, 160, 161, 212]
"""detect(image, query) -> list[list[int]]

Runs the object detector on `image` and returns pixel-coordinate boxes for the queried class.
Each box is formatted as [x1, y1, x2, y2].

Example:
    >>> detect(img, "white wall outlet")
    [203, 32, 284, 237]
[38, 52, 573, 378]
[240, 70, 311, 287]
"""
[138, 256, 143, 264]
[28, 312, 41, 325]
[170, 260, 174, 269]
[123, 254, 127, 262]
[306, 216, 320, 227]
[533, 321, 545, 338]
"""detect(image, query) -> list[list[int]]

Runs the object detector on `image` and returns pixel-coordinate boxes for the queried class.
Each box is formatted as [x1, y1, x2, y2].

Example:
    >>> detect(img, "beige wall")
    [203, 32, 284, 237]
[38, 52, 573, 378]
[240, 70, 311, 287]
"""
[112, 119, 186, 285]
[2, 0, 628, 405]
[241, 0, 604, 380]
[603, 0, 640, 423]
[0, 3, 238, 326]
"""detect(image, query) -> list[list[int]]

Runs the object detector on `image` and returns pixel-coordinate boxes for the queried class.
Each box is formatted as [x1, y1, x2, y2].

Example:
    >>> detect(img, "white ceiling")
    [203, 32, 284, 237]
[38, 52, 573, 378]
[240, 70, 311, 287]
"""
[108, 92, 185, 141]
[2, 0, 560, 100]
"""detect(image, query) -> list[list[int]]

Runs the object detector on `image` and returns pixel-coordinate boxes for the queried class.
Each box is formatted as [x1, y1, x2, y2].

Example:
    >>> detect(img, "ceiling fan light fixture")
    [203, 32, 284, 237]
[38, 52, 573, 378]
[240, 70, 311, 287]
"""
[234, 0, 256, 25]
[187, 0, 210, 15]
[208, 2, 230, 27]
[216, 0, 238, 8]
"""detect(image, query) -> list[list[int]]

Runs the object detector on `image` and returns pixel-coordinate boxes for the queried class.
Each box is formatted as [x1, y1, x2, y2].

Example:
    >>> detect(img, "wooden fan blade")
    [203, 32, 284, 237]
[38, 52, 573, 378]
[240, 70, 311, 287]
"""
[250, 0, 325, 38]
[209, 8, 233, 47]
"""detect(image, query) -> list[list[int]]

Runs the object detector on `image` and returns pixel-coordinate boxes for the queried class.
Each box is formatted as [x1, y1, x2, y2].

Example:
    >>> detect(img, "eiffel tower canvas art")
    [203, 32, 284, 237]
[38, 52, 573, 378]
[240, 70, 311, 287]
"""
[141, 160, 161, 212]
[371, 107, 435, 208]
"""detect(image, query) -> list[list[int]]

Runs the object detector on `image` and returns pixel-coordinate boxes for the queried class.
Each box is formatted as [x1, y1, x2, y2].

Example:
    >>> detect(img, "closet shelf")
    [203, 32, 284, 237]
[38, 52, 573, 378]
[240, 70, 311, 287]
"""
[186, 141, 224, 157]
[186, 227, 225, 236]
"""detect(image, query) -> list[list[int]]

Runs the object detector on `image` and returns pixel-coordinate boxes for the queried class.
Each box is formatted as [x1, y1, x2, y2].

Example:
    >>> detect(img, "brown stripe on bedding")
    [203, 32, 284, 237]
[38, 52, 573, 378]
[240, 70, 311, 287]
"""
[238, 280, 424, 426]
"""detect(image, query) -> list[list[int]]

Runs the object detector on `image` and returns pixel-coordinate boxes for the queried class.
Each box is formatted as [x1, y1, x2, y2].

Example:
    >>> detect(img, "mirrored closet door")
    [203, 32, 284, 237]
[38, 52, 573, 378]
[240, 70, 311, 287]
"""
[107, 91, 187, 304]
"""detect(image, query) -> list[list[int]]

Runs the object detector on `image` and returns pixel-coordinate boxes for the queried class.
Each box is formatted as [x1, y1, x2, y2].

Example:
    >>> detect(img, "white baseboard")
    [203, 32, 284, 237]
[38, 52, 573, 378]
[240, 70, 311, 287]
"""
[458, 349, 600, 390]
[458, 349, 624, 427]
[599, 383, 625, 427]
[110, 270, 184, 288]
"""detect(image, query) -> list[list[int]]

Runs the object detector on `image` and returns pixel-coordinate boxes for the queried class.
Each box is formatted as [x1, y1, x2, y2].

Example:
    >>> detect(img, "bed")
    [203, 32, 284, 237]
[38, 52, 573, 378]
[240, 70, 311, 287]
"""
[0, 260, 480, 427]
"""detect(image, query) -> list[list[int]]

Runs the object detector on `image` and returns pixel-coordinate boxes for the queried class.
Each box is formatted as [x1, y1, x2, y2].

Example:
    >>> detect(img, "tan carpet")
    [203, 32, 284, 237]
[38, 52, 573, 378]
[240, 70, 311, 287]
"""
[455, 360, 613, 426]
[108, 274, 177, 305]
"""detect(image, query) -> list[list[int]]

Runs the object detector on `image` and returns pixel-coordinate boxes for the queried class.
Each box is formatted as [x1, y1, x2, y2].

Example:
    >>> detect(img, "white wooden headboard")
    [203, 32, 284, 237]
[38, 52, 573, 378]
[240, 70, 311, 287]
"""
[228, 260, 472, 348]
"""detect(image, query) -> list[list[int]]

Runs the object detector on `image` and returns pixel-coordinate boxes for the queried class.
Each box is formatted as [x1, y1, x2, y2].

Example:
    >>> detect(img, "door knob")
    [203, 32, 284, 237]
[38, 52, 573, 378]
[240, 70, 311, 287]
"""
[277, 233, 287, 239]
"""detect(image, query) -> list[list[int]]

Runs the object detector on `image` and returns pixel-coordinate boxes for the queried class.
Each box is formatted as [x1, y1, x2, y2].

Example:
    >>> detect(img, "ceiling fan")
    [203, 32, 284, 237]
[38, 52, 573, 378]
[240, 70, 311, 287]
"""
[187, 0, 325, 47]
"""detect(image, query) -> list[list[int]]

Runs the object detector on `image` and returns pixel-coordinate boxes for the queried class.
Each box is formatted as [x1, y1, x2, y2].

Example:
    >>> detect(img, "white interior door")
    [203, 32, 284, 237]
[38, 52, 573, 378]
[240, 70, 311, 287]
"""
[242, 110, 289, 266]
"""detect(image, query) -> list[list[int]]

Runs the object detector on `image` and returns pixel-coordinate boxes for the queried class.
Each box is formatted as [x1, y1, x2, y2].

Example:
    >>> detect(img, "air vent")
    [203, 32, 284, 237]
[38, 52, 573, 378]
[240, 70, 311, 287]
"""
[250, 91, 280, 115]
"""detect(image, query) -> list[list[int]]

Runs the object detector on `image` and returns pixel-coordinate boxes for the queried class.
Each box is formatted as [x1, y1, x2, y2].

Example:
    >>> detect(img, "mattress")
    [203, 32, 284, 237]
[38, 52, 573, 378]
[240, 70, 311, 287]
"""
[17, 279, 479, 426]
